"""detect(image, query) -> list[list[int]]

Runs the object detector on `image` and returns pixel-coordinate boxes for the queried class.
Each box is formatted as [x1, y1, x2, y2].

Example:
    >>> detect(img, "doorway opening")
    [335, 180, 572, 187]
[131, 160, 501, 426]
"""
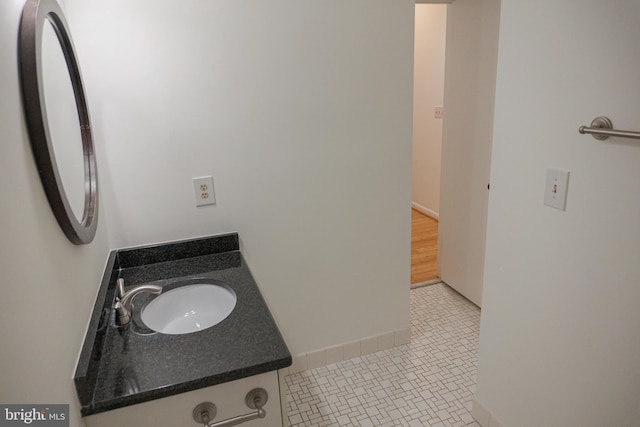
[411, 3, 447, 286]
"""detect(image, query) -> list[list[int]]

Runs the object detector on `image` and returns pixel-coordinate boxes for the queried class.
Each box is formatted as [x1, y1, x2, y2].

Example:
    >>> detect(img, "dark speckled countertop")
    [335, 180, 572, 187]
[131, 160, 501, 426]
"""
[74, 233, 291, 417]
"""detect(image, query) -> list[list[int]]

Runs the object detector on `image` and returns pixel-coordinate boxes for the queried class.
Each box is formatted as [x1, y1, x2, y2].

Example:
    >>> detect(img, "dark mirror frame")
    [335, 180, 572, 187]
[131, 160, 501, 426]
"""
[19, 0, 98, 245]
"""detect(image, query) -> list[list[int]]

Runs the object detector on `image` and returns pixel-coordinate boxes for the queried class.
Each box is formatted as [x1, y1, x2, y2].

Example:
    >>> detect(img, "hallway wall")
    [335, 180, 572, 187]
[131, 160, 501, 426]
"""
[412, 4, 446, 219]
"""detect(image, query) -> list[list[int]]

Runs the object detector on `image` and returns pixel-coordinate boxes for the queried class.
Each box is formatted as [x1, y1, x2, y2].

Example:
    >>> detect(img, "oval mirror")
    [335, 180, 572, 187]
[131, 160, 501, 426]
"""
[19, 0, 98, 245]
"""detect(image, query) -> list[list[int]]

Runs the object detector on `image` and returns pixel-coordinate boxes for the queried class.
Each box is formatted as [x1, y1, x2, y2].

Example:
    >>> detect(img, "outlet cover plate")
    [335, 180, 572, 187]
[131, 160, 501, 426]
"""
[544, 168, 569, 210]
[193, 176, 216, 207]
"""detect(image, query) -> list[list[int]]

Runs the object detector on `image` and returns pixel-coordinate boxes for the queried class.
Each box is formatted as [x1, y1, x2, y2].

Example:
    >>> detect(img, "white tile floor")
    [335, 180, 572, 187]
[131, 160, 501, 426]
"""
[285, 283, 482, 427]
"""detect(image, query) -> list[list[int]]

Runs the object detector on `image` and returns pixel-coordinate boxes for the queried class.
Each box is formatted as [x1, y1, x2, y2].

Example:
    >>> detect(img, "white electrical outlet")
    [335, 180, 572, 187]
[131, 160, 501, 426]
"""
[193, 176, 216, 207]
[435, 106, 444, 119]
[544, 168, 569, 210]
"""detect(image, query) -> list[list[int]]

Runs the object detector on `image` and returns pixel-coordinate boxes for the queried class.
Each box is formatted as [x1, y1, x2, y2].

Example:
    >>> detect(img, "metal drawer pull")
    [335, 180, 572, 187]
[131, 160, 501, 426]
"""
[193, 388, 268, 427]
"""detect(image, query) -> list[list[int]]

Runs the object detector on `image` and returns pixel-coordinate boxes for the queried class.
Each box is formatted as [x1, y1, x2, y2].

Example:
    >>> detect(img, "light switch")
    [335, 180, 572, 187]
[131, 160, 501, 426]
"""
[544, 168, 569, 210]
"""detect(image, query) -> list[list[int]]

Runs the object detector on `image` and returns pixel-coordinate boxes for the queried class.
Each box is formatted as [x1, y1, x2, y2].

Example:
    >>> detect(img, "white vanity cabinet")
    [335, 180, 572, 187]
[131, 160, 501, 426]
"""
[84, 371, 284, 427]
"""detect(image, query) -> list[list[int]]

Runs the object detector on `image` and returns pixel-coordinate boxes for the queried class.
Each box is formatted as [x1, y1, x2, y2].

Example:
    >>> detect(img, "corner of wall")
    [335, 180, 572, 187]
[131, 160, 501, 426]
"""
[472, 398, 506, 427]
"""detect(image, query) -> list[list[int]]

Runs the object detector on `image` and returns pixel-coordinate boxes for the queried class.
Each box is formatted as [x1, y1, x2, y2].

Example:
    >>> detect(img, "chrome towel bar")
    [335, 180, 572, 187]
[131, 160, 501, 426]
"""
[579, 116, 640, 141]
[192, 388, 268, 427]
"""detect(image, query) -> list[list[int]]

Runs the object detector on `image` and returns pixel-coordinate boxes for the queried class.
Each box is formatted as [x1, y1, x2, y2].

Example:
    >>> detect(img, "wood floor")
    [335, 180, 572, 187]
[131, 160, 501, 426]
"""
[411, 208, 439, 284]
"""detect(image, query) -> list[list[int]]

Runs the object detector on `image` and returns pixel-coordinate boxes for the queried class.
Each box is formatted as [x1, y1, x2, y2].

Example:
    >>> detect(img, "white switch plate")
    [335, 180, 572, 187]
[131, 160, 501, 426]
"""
[193, 176, 216, 207]
[435, 105, 444, 119]
[544, 168, 569, 210]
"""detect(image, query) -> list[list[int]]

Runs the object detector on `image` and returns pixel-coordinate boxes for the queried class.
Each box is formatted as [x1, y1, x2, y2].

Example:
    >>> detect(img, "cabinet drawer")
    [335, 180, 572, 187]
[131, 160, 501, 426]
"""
[84, 371, 282, 427]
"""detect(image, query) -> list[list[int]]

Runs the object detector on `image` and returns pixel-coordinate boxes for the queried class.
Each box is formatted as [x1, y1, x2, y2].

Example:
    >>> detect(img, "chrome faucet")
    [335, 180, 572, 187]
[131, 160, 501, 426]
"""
[114, 278, 162, 326]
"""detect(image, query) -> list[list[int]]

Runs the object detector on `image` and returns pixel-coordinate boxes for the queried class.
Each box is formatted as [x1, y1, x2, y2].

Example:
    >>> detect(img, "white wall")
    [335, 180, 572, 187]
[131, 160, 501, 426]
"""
[474, 0, 640, 426]
[437, 0, 500, 305]
[0, 2, 110, 426]
[66, 0, 414, 355]
[412, 4, 446, 219]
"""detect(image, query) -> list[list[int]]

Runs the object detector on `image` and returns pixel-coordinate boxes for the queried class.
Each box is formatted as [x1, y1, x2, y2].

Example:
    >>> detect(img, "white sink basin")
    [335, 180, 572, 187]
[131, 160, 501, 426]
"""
[141, 283, 237, 335]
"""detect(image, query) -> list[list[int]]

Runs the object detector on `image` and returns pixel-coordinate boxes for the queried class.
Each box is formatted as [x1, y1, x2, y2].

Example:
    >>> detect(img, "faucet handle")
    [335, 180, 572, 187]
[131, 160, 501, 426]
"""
[114, 300, 131, 325]
[116, 278, 125, 300]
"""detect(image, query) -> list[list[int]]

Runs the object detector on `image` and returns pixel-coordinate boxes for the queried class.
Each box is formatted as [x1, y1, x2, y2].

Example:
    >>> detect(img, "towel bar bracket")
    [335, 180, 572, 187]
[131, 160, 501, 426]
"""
[579, 116, 640, 141]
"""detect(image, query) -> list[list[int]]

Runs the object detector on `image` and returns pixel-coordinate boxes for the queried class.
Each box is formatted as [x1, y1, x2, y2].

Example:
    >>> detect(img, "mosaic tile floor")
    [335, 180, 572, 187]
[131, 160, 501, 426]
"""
[285, 283, 482, 427]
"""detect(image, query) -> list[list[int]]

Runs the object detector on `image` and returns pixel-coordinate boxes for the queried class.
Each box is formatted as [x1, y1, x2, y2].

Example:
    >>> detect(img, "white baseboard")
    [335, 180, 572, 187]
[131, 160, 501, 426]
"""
[472, 398, 506, 427]
[411, 201, 439, 220]
[284, 328, 412, 375]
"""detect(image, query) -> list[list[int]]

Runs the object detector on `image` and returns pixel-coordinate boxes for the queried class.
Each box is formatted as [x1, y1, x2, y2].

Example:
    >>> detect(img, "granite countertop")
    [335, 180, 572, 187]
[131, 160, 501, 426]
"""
[74, 233, 291, 416]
